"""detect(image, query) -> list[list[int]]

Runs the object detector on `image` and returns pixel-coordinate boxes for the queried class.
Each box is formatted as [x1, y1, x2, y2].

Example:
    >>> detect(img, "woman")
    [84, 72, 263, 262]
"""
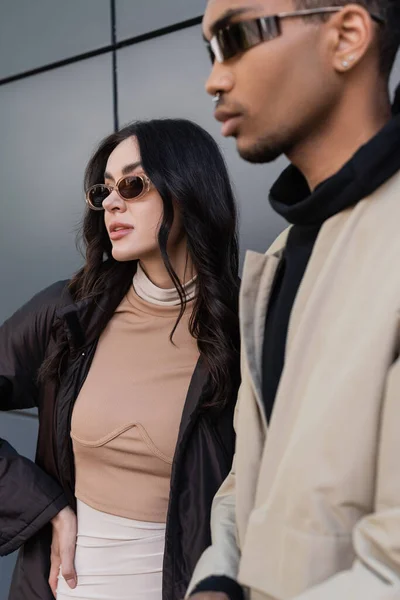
[0, 119, 240, 600]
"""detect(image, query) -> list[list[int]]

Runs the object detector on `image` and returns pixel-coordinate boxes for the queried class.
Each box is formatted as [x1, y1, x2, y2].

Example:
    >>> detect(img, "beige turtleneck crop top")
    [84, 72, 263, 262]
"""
[71, 266, 200, 522]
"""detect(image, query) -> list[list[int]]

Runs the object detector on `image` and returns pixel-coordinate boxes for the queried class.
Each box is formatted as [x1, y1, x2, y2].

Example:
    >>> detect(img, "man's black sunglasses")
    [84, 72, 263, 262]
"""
[206, 7, 386, 64]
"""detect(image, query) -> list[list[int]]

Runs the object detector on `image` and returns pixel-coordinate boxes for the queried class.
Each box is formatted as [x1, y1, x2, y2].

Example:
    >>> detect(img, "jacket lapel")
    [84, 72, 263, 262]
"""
[240, 250, 282, 430]
[175, 357, 207, 448]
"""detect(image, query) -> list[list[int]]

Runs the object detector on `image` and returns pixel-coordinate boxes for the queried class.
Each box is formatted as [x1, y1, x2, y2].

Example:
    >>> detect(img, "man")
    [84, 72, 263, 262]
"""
[187, 1, 400, 599]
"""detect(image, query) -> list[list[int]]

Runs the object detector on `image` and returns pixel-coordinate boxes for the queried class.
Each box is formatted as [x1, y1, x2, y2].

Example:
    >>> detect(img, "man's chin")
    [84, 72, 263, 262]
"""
[236, 136, 285, 164]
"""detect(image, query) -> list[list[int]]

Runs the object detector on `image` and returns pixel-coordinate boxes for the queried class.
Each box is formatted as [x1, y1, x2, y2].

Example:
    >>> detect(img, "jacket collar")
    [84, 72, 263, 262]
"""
[56, 299, 91, 351]
[55, 282, 128, 353]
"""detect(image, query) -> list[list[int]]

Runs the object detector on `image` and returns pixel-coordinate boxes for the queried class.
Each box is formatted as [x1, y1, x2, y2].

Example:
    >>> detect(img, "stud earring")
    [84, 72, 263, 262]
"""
[342, 55, 355, 68]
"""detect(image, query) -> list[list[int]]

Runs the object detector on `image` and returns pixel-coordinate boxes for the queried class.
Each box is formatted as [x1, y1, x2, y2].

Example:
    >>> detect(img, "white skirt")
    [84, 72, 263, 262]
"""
[57, 500, 166, 600]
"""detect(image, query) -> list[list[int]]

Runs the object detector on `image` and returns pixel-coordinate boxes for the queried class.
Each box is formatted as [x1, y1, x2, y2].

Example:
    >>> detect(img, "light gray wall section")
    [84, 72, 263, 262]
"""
[0, 54, 114, 323]
[0, 0, 111, 80]
[390, 54, 400, 97]
[0, 413, 39, 597]
[117, 25, 287, 261]
[115, 0, 206, 41]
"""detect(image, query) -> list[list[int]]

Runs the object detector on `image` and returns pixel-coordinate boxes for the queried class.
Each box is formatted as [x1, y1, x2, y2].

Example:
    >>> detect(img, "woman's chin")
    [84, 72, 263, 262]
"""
[111, 242, 160, 263]
[111, 248, 139, 262]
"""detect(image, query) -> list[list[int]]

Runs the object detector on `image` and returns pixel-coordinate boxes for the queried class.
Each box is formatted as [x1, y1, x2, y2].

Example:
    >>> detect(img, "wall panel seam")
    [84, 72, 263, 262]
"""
[0, 16, 202, 87]
[111, 0, 119, 131]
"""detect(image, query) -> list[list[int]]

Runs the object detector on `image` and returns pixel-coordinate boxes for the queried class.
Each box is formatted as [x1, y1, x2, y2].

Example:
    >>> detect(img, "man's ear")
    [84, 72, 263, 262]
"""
[329, 4, 376, 73]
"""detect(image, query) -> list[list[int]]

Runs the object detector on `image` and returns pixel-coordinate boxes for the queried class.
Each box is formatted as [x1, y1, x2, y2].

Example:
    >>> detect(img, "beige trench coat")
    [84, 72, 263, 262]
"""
[187, 170, 400, 599]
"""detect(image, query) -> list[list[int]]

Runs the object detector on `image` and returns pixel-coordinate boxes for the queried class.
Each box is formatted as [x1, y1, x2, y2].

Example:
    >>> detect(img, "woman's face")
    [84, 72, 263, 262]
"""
[103, 136, 177, 263]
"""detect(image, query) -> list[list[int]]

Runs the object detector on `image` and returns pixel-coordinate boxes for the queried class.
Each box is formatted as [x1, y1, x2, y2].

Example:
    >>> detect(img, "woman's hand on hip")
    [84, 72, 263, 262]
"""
[49, 506, 78, 597]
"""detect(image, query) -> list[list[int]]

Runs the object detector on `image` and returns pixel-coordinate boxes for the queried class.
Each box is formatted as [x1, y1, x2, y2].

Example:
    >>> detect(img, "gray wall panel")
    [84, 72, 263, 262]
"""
[0, 55, 114, 323]
[0, 0, 111, 80]
[390, 54, 400, 97]
[0, 555, 16, 600]
[116, 0, 206, 41]
[0, 413, 38, 463]
[117, 25, 287, 264]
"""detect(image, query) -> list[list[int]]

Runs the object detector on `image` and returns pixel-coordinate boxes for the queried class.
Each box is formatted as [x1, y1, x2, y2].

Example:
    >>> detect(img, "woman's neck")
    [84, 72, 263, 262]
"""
[133, 263, 197, 306]
[139, 242, 196, 289]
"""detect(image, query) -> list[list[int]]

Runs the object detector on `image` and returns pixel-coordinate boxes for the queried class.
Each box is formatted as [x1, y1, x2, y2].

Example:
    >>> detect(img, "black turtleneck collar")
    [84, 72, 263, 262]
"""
[269, 113, 400, 226]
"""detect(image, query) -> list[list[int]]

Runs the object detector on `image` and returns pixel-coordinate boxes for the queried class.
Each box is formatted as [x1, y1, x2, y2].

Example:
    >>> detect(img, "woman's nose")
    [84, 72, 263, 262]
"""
[102, 189, 126, 212]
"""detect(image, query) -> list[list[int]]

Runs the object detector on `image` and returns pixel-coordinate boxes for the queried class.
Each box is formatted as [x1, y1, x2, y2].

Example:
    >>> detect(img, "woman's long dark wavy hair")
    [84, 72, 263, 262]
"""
[42, 119, 240, 410]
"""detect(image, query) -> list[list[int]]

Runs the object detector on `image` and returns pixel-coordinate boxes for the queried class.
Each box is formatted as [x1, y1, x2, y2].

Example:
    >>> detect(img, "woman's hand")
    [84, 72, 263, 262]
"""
[49, 506, 78, 597]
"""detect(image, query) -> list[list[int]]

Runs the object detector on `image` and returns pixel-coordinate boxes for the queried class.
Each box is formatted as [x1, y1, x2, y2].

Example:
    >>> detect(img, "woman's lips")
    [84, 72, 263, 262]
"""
[109, 227, 133, 241]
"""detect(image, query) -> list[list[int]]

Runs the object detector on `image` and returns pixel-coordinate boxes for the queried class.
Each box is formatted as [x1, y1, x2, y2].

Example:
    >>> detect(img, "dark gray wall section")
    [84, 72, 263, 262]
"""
[117, 25, 287, 260]
[0, 55, 114, 324]
[115, 0, 206, 40]
[0, 0, 111, 80]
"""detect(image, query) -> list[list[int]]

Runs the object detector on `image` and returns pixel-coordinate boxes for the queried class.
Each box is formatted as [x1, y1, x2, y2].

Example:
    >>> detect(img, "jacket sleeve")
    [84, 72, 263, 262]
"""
[0, 281, 67, 410]
[0, 282, 69, 556]
[293, 356, 400, 600]
[185, 385, 243, 597]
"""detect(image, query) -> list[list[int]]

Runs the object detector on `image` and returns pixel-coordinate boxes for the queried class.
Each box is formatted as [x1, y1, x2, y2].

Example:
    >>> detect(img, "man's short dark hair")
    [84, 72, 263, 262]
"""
[294, 0, 400, 77]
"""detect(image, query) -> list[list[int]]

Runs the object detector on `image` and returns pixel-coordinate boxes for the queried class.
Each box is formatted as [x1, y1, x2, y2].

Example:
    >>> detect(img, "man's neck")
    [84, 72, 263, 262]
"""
[288, 94, 391, 191]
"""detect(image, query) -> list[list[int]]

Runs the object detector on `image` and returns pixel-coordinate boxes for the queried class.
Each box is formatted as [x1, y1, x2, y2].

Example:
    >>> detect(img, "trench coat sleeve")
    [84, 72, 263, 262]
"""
[0, 282, 69, 556]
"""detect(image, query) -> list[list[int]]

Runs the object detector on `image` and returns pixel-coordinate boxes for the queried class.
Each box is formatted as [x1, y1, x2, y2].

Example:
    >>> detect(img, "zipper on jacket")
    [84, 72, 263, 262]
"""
[55, 342, 97, 506]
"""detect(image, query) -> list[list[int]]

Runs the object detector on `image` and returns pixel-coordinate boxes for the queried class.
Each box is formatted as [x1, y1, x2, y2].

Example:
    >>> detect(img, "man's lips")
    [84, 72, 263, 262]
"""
[214, 108, 243, 137]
